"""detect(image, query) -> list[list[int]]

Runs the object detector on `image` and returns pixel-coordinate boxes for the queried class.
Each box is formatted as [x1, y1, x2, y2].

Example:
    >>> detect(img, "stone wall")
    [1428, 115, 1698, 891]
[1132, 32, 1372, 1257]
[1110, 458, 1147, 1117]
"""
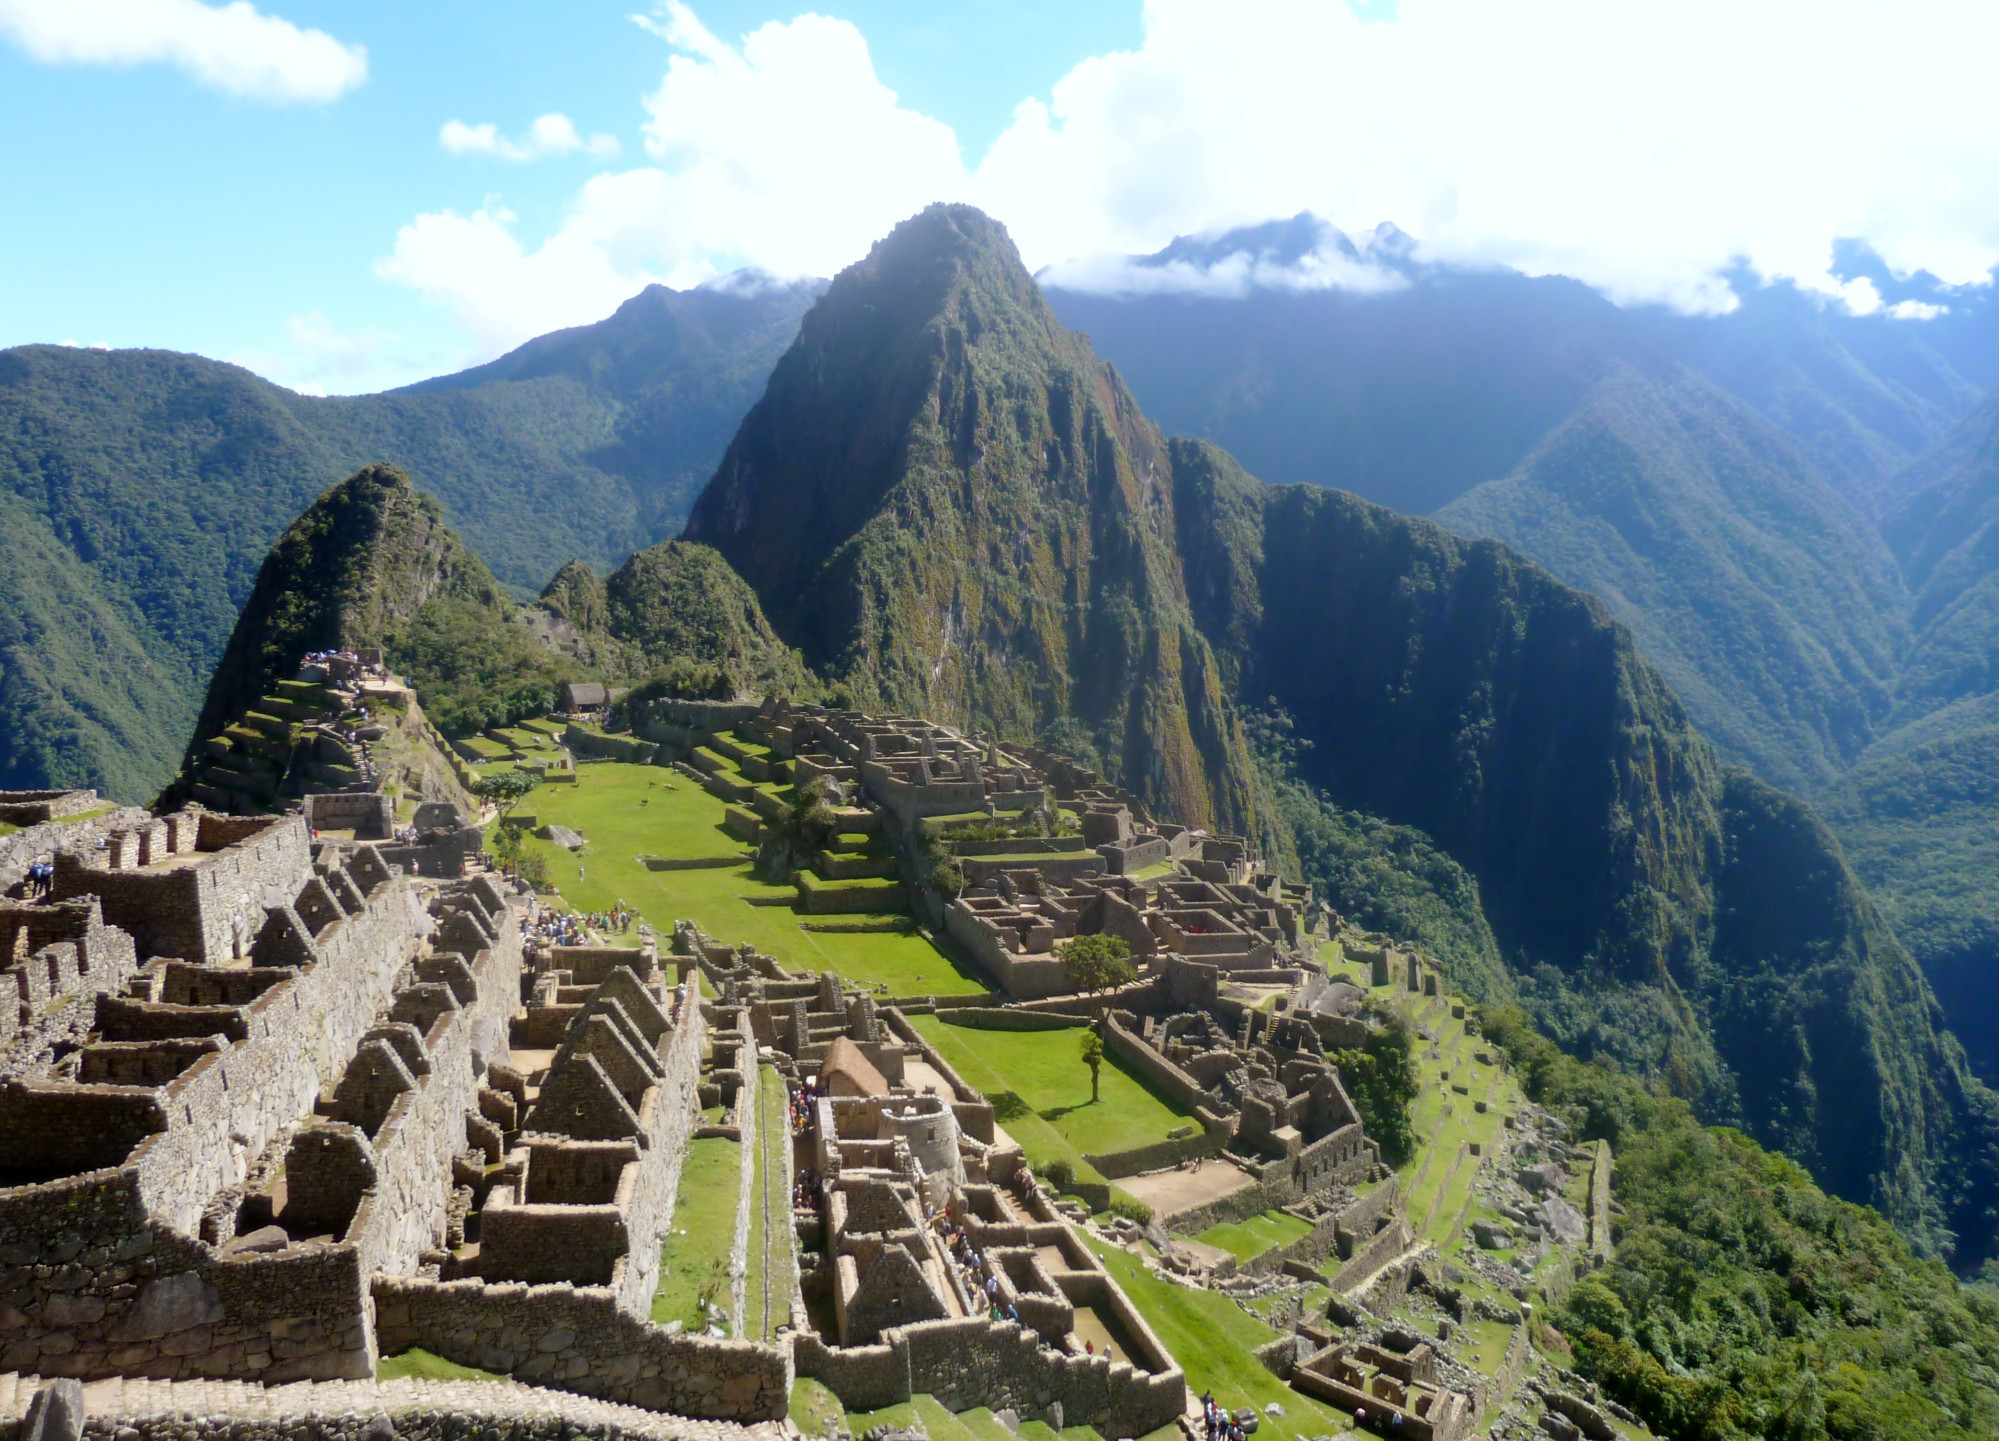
[795, 1309, 1186, 1438]
[1587, 1140, 1613, 1260]
[371, 1277, 790, 1420]
[934, 1010, 1087, 1033]
[1328, 1216, 1413, 1294]
[0, 857, 432, 1384]
[0, 808, 149, 895]
[564, 728, 661, 766]
[0, 790, 99, 826]
[301, 794, 393, 840]
[51, 815, 310, 965]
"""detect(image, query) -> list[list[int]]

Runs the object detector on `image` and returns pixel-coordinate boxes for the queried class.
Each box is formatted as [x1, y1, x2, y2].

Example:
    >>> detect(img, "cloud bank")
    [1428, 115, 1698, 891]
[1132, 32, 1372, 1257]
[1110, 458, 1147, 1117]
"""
[382, 0, 1999, 355]
[0, 0, 366, 103]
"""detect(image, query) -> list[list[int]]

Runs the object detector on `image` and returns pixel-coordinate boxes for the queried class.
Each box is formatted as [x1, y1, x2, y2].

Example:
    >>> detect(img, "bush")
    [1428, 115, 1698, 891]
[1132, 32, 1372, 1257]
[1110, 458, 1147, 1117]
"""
[1042, 1158, 1076, 1193]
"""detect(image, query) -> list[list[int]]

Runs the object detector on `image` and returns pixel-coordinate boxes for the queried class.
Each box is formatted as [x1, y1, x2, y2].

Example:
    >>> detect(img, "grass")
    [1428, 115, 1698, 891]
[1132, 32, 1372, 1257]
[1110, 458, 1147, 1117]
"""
[1081, 1237, 1351, 1441]
[791, 1377, 847, 1437]
[1194, 1209, 1313, 1263]
[490, 760, 989, 994]
[377, 1347, 505, 1382]
[909, 1015, 1198, 1167]
[653, 1134, 743, 1332]
[744, 1064, 795, 1341]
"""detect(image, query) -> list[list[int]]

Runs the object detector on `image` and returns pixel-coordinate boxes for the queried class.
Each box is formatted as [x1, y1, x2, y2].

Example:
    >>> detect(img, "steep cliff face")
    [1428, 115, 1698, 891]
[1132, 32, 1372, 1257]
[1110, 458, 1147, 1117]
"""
[1170, 436, 1999, 1263]
[683, 203, 1999, 1265]
[178, 463, 509, 772]
[686, 204, 1256, 833]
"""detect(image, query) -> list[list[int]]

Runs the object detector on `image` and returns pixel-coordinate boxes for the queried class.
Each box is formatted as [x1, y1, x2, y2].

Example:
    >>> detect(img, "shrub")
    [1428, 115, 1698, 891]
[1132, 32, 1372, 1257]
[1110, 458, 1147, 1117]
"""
[1042, 1158, 1076, 1193]
[1062, 933, 1136, 993]
[1109, 1192, 1153, 1226]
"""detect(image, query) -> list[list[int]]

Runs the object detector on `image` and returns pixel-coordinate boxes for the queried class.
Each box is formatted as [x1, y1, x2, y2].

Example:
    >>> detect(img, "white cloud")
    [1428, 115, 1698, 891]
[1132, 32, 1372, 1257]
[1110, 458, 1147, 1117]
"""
[381, 2, 965, 353]
[382, 0, 1999, 357]
[441, 114, 620, 163]
[0, 0, 365, 103]
[226, 310, 406, 394]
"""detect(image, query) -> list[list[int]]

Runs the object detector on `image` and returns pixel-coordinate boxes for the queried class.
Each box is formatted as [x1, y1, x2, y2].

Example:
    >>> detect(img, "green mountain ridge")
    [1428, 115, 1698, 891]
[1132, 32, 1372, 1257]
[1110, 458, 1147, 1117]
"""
[1437, 364, 1908, 791]
[0, 279, 816, 800]
[682, 203, 1999, 1268]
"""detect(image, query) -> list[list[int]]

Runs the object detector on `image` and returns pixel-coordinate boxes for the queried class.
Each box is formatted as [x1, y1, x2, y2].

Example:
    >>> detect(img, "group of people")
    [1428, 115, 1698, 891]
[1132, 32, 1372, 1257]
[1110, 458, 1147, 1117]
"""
[790, 1167, 821, 1211]
[1201, 1396, 1248, 1441]
[790, 1073, 823, 1139]
[515, 897, 639, 948]
[929, 1211, 1036, 1331]
[19, 859, 54, 898]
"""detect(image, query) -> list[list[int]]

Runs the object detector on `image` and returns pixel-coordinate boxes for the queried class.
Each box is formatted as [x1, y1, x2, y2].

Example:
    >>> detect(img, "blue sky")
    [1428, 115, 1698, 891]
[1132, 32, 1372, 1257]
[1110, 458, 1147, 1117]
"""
[3, 0, 1997, 394]
[0, 1, 1140, 389]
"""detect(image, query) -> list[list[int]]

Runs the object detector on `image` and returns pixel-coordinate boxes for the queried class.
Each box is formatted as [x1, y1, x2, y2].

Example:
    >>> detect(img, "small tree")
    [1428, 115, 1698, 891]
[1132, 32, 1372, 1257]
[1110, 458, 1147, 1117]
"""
[1080, 1028, 1105, 1103]
[1062, 933, 1136, 994]
[474, 768, 542, 824]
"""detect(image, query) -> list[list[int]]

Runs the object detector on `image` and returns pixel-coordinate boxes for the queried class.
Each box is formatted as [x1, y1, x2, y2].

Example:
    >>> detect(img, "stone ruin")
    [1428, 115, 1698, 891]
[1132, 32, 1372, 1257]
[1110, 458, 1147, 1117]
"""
[0, 800, 792, 1426]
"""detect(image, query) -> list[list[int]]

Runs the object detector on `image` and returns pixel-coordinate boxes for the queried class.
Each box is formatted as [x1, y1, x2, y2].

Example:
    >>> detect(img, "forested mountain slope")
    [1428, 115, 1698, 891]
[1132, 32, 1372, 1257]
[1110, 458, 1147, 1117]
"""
[0, 278, 814, 799]
[686, 204, 1258, 836]
[1438, 365, 1907, 790]
[685, 203, 1999, 1267]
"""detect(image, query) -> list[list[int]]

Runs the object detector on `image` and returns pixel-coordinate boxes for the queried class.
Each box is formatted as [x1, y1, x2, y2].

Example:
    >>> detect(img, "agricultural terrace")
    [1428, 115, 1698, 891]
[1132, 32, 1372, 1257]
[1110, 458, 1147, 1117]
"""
[488, 758, 988, 993]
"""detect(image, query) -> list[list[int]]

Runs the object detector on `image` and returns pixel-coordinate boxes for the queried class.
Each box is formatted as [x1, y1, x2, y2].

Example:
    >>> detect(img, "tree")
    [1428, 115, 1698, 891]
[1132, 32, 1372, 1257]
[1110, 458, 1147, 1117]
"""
[1061, 933, 1136, 994]
[473, 767, 542, 824]
[1080, 1028, 1105, 1103]
[758, 775, 839, 880]
[1328, 1004, 1420, 1164]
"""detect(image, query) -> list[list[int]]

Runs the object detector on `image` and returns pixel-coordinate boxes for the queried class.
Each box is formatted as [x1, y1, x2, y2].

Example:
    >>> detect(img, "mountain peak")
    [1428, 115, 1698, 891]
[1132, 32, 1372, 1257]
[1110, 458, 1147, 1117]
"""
[685, 203, 1257, 832]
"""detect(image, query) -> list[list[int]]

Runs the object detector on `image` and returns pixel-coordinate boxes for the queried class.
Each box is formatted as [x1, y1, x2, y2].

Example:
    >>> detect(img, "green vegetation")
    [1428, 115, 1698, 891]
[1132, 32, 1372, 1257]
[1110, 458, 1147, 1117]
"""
[0, 282, 815, 799]
[744, 1065, 794, 1342]
[1326, 1003, 1420, 1166]
[909, 1015, 1197, 1166]
[1485, 1006, 1999, 1441]
[1437, 367, 1904, 793]
[653, 1134, 742, 1332]
[1821, 695, 1999, 1081]
[473, 767, 541, 822]
[1193, 1210, 1313, 1263]
[1062, 934, 1136, 995]
[1081, 1236, 1350, 1441]
[1249, 708, 1507, 1000]
[684, 203, 1260, 837]
[1078, 1028, 1105, 1102]
[376, 1347, 505, 1382]
[1173, 432, 1999, 1267]
[489, 761, 986, 994]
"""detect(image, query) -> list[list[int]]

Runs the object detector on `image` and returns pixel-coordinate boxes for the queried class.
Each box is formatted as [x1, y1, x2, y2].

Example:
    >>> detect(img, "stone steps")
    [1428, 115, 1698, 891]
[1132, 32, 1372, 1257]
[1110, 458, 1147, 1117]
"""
[0, 1373, 793, 1441]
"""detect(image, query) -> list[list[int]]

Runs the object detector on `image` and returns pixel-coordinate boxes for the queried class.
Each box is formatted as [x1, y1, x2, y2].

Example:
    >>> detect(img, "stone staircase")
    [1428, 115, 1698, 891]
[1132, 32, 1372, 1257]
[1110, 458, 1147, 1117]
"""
[0, 1373, 794, 1441]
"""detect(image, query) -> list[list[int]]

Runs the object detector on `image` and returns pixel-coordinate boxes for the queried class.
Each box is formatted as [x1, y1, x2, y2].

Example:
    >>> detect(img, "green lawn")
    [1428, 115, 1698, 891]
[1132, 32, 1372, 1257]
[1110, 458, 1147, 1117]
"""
[1194, 1210, 1313, 1263]
[745, 1065, 794, 1341]
[910, 1016, 1198, 1164]
[1082, 1238, 1350, 1441]
[377, 1347, 504, 1382]
[492, 762, 989, 994]
[654, 1134, 743, 1331]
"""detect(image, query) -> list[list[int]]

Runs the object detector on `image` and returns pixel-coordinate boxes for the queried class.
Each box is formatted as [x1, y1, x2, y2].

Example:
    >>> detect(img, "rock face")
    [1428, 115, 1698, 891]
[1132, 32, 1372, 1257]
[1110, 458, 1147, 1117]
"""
[683, 204, 1999, 1269]
[687, 204, 1257, 835]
